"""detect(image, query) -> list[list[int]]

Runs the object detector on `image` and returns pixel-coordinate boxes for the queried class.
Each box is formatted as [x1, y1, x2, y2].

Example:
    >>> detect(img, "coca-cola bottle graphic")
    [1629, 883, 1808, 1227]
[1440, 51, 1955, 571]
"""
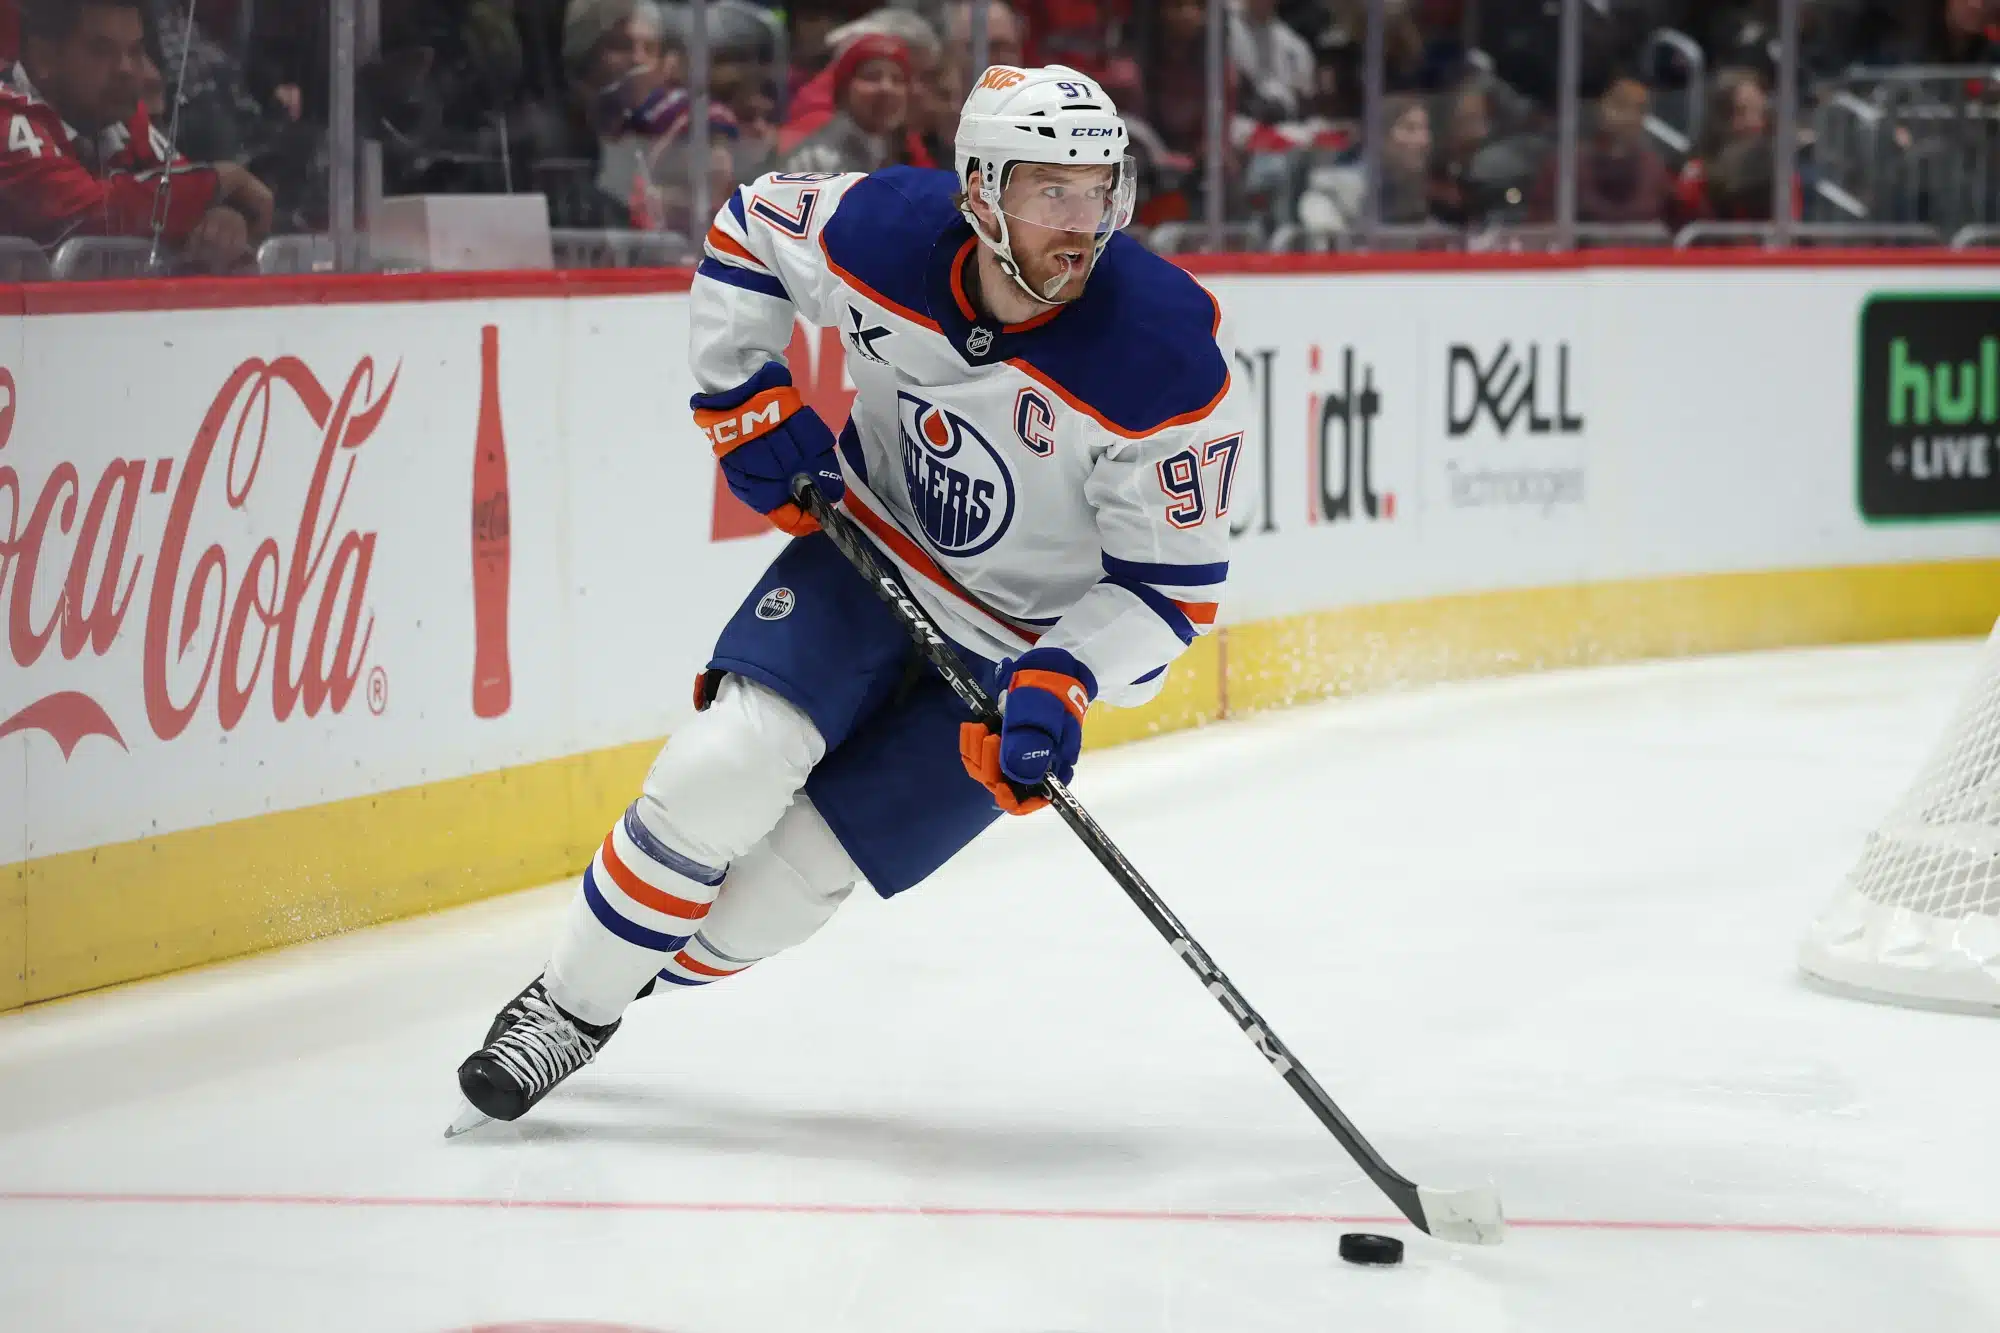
[471, 324, 513, 719]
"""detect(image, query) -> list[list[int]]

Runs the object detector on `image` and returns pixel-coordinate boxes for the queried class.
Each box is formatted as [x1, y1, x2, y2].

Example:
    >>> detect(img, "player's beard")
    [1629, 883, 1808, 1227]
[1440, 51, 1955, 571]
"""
[1018, 237, 1095, 304]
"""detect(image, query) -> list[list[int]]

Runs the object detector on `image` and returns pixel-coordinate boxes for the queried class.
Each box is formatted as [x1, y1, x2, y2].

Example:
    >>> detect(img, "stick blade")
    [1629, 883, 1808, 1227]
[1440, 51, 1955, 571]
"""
[1415, 1184, 1507, 1245]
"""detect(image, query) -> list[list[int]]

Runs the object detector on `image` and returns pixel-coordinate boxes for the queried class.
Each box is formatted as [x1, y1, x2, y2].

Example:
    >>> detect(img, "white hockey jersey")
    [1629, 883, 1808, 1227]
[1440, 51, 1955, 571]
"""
[690, 166, 1239, 705]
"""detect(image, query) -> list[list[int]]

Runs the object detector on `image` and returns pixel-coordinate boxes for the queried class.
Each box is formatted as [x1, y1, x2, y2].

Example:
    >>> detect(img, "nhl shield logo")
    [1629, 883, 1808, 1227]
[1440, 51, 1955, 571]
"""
[897, 391, 1017, 557]
[756, 587, 796, 621]
[965, 326, 995, 358]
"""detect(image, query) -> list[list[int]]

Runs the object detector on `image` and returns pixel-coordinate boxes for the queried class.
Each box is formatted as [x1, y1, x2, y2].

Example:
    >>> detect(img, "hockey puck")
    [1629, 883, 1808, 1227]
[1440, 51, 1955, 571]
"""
[1339, 1233, 1404, 1266]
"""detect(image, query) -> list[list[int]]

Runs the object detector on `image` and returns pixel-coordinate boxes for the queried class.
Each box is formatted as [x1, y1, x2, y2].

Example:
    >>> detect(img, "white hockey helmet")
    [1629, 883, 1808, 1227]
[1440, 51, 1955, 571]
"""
[953, 64, 1137, 305]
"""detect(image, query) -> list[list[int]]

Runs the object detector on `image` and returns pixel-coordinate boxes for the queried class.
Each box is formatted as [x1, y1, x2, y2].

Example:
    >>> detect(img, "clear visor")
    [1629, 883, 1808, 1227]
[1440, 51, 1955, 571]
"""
[995, 158, 1137, 239]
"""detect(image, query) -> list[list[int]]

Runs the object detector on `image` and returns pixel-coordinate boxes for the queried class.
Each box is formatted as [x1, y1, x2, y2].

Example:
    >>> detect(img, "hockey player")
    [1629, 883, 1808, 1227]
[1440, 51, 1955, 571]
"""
[453, 64, 1240, 1128]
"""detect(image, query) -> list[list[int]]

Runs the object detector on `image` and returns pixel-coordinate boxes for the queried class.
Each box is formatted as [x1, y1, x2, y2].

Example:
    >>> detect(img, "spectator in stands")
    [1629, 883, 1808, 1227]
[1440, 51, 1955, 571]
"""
[903, 21, 950, 170]
[523, 0, 679, 227]
[147, 2, 269, 166]
[1670, 66, 1768, 224]
[344, 0, 541, 199]
[1, 0, 271, 269]
[931, 0, 1025, 161]
[147, 0, 325, 233]
[719, 68, 779, 180]
[779, 8, 939, 162]
[1378, 94, 1436, 222]
[1531, 70, 1671, 227]
[1426, 74, 1491, 223]
[699, 4, 785, 180]
[1312, 0, 1431, 119]
[1703, 135, 1776, 221]
[1232, 0, 1315, 124]
[944, 0, 1026, 79]
[631, 89, 740, 234]
[1295, 92, 1436, 231]
[780, 32, 915, 174]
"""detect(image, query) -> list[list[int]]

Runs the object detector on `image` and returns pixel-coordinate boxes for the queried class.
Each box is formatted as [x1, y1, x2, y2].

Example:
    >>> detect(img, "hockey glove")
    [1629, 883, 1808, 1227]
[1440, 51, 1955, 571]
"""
[959, 648, 1097, 816]
[693, 362, 845, 536]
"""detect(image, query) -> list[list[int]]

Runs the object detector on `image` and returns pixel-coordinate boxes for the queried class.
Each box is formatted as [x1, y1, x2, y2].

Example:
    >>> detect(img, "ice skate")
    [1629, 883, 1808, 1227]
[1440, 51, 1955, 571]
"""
[447, 976, 619, 1136]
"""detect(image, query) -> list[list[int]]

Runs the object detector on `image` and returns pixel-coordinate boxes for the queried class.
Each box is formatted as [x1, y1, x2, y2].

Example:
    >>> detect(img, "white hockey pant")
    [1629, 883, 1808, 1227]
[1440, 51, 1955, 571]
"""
[544, 676, 860, 1026]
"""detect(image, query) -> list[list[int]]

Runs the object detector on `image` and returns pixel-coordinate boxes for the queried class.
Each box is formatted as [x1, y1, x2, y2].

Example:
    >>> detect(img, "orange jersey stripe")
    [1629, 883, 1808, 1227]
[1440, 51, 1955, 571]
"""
[947, 237, 1062, 333]
[600, 833, 712, 922]
[1173, 600, 1219, 627]
[705, 225, 768, 270]
[1010, 357, 1231, 441]
[842, 489, 1044, 645]
[820, 232, 944, 333]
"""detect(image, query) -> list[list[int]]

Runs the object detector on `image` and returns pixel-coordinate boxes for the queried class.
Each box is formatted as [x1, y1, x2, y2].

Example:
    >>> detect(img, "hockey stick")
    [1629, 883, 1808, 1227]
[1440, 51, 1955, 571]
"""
[792, 478, 1505, 1246]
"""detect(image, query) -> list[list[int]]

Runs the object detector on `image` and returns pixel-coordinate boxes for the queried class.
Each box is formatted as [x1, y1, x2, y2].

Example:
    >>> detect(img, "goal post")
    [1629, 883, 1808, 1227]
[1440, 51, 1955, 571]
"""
[1799, 619, 2000, 1015]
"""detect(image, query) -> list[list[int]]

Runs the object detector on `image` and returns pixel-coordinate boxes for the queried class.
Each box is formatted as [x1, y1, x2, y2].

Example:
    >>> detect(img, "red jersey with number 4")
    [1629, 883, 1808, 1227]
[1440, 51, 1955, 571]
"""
[0, 62, 219, 247]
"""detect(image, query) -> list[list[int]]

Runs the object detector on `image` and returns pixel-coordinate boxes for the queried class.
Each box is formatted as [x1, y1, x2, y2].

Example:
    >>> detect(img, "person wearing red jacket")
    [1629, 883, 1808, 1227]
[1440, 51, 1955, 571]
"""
[1, 0, 270, 270]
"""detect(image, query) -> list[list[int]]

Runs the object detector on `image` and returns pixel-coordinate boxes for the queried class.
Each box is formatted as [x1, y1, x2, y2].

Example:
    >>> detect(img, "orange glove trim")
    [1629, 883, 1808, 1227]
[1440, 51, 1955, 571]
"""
[958, 721, 1049, 816]
[696, 385, 806, 456]
[1008, 668, 1092, 723]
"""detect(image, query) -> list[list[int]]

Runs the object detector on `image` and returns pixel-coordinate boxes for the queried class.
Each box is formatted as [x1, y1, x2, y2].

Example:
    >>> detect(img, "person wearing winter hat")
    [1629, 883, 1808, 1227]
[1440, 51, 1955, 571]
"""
[779, 33, 916, 175]
[778, 7, 942, 152]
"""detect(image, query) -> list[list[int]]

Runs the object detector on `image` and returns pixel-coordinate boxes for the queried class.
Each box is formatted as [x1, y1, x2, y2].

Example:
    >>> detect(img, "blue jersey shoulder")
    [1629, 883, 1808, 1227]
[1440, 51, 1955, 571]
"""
[1013, 236, 1229, 437]
[819, 170, 1229, 435]
[820, 167, 961, 319]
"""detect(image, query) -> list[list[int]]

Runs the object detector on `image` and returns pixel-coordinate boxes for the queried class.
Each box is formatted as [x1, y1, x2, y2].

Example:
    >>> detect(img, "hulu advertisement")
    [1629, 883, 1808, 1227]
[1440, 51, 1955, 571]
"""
[1857, 293, 2000, 521]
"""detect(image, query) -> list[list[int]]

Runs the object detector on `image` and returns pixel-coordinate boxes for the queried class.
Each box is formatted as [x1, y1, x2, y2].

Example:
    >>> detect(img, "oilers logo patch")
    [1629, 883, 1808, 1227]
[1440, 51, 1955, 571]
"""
[897, 391, 1017, 557]
[755, 587, 796, 621]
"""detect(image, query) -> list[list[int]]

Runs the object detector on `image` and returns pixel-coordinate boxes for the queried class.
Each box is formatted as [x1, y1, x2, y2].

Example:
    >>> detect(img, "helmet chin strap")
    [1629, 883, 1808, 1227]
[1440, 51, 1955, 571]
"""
[963, 170, 1099, 309]
[965, 206, 1074, 308]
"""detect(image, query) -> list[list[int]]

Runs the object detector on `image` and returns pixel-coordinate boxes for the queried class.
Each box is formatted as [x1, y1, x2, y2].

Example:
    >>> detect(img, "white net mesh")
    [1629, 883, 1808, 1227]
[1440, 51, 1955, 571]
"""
[1800, 620, 2000, 1014]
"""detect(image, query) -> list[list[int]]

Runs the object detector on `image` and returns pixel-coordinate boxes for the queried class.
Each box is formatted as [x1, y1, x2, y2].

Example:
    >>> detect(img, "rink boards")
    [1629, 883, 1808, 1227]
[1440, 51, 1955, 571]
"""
[4, 254, 1998, 1010]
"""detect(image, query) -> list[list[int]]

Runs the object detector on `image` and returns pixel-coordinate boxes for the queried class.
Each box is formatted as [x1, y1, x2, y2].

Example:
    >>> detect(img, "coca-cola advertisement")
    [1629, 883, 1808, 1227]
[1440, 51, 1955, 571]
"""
[0, 295, 580, 868]
[0, 343, 405, 854]
[3, 355, 389, 753]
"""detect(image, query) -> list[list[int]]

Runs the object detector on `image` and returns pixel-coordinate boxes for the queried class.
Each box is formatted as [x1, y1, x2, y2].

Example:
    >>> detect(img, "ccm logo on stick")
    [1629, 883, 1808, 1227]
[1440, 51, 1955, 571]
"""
[1174, 938, 1293, 1075]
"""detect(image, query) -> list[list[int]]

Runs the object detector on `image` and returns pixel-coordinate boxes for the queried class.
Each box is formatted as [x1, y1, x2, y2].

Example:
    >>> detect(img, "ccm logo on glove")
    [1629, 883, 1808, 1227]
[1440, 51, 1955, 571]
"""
[699, 397, 788, 447]
[692, 362, 846, 536]
[959, 648, 1098, 816]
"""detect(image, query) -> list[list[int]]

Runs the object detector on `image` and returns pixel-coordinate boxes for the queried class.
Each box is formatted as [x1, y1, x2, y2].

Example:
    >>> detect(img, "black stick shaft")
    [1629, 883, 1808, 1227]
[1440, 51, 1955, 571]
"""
[793, 480, 1435, 1233]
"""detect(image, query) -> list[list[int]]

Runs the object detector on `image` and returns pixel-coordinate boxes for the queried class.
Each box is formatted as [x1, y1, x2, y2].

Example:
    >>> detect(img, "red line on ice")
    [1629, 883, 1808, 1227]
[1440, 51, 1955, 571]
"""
[0, 1191, 1996, 1239]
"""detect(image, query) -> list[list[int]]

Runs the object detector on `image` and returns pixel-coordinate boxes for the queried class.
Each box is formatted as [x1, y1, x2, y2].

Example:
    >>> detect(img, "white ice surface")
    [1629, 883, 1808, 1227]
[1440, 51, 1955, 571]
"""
[4, 642, 2000, 1333]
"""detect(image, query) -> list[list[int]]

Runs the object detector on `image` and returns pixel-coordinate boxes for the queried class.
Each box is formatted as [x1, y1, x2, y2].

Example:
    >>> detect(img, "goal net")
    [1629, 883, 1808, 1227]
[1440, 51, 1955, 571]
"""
[1799, 619, 2000, 1015]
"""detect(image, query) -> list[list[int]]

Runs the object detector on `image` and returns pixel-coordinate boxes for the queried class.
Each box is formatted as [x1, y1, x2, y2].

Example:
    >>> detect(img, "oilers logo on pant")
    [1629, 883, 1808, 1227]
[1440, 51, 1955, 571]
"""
[898, 391, 1017, 557]
[756, 587, 797, 621]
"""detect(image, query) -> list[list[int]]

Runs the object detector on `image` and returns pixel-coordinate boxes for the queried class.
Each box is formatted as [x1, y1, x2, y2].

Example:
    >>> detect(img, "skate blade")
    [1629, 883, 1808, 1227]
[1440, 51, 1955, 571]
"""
[443, 1099, 495, 1139]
